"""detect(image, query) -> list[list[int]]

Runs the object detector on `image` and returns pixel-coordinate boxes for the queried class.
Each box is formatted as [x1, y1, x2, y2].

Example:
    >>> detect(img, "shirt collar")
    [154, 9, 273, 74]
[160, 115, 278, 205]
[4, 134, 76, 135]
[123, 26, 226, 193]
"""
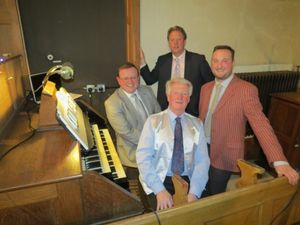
[172, 50, 186, 60]
[215, 73, 234, 88]
[121, 88, 138, 98]
[167, 108, 184, 122]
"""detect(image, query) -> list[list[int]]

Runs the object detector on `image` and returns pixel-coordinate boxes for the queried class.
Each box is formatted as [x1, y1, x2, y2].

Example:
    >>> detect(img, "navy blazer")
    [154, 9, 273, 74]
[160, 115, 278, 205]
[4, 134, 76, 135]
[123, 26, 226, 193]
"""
[141, 50, 214, 117]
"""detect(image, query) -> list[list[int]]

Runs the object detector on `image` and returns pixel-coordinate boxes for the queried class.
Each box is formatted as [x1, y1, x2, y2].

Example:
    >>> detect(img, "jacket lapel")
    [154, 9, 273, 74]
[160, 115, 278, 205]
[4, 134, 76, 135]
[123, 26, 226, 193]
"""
[138, 88, 150, 114]
[184, 51, 191, 77]
[163, 54, 173, 78]
[214, 76, 239, 112]
[116, 88, 137, 116]
[202, 82, 215, 119]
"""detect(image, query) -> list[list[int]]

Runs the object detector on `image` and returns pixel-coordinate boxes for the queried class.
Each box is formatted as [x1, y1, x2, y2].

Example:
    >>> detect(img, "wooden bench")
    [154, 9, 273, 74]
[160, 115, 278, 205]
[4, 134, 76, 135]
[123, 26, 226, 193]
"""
[108, 161, 300, 225]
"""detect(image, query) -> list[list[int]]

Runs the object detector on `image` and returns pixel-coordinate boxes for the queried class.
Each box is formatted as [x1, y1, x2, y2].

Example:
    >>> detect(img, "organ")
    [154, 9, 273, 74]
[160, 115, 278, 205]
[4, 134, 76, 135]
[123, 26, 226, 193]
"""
[0, 93, 143, 225]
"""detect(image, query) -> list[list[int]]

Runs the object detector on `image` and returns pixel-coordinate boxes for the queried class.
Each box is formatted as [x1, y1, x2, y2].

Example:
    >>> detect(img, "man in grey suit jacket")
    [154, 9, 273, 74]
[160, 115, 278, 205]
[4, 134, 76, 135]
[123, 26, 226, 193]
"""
[140, 25, 214, 117]
[104, 62, 161, 179]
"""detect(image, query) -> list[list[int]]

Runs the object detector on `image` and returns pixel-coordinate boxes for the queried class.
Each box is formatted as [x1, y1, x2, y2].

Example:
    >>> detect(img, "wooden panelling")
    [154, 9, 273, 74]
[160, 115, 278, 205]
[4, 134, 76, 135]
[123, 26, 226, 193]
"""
[81, 172, 143, 224]
[0, 199, 58, 225]
[125, 0, 140, 66]
[269, 92, 300, 170]
[0, 96, 143, 225]
[0, 0, 29, 75]
[0, 180, 85, 225]
[55, 180, 84, 225]
[206, 206, 260, 225]
[0, 0, 29, 137]
[0, 0, 10, 25]
[0, 67, 13, 128]
[0, 184, 57, 209]
[0, 56, 24, 137]
[108, 177, 300, 225]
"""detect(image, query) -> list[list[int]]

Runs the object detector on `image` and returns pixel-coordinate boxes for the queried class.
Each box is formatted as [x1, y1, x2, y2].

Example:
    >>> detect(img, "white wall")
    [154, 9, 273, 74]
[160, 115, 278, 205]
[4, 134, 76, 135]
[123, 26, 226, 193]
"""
[140, 0, 300, 76]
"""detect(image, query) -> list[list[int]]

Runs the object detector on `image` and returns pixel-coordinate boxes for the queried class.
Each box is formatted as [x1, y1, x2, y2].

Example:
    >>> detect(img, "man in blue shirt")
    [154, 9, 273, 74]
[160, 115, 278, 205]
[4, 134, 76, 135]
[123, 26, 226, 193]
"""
[136, 77, 210, 211]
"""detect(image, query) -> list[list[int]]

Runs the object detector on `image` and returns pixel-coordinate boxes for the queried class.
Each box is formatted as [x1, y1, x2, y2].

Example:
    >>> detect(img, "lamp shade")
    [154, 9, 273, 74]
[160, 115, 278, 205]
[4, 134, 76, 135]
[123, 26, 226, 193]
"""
[42, 62, 74, 87]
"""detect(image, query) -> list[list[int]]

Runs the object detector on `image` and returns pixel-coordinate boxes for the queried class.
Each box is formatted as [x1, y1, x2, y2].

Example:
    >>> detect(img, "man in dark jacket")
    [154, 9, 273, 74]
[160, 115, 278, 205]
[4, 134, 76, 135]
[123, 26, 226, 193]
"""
[140, 25, 214, 117]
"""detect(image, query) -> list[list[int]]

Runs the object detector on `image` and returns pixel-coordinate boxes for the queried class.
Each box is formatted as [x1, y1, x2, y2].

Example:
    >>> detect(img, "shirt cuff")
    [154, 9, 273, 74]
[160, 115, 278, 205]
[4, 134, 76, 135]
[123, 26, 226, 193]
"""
[189, 185, 201, 198]
[152, 182, 166, 195]
[273, 161, 289, 167]
[140, 63, 146, 69]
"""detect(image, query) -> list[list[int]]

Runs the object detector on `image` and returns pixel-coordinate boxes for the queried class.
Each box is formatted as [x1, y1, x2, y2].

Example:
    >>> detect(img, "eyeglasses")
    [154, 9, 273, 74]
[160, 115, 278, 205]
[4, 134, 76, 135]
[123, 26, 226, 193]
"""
[119, 76, 139, 81]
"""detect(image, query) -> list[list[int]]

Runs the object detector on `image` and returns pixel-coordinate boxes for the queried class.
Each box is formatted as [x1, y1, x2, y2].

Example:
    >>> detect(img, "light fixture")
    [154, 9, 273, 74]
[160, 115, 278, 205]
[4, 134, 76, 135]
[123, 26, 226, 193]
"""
[41, 62, 74, 96]
[42, 62, 74, 86]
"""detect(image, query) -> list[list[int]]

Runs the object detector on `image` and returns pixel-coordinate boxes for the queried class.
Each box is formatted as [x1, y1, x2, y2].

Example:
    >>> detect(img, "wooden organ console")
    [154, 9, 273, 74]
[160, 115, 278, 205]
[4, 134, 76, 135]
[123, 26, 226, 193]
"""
[0, 94, 143, 225]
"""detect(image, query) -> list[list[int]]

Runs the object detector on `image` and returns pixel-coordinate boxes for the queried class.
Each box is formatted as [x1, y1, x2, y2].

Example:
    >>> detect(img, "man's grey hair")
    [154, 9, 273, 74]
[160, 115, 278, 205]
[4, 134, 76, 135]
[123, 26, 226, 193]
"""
[165, 77, 193, 96]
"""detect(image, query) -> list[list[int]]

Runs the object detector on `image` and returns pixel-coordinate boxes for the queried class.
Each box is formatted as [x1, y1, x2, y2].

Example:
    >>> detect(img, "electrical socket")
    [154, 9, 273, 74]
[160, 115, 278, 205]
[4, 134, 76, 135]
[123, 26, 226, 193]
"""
[85, 84, 96, 93]
[95, 84, 105, 93]
[84, 84, 105, 93]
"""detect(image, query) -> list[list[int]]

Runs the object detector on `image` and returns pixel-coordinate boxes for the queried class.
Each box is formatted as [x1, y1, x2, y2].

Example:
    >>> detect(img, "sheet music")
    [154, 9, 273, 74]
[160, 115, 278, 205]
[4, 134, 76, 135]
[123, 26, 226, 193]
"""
[56, 88, 90, 150]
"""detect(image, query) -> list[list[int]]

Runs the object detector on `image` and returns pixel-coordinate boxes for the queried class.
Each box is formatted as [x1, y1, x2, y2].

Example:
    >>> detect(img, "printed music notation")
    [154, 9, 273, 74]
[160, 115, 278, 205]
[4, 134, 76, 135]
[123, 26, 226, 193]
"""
[56, 87, 78, 130]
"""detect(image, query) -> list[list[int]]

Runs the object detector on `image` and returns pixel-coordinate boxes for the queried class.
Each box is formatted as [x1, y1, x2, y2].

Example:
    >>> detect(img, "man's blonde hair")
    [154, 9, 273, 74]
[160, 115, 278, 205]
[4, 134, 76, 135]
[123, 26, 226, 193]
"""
[165, 77, 193, 96]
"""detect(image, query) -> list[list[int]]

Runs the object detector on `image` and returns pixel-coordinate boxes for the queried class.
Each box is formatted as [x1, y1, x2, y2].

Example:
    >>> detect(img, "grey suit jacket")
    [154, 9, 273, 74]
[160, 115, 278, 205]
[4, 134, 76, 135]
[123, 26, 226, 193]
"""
[104, 85, 161, 167]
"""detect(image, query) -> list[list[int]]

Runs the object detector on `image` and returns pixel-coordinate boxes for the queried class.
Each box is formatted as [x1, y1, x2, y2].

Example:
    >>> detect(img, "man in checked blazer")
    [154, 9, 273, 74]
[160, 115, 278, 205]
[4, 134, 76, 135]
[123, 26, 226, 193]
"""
[199, 45, 299, 195]
[104, 62, 161, 180]
[140, 25, 214, 117]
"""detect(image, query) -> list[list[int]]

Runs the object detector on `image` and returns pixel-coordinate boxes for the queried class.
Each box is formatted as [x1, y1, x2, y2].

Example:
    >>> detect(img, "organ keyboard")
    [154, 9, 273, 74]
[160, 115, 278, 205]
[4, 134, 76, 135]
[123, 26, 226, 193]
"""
[82, 125, 127, 188]
[56, 88, 128, 189]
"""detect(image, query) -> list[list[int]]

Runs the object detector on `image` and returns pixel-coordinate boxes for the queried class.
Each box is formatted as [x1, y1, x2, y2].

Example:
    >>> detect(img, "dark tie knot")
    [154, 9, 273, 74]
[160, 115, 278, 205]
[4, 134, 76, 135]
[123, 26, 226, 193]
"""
[175, 117, 181, 123]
